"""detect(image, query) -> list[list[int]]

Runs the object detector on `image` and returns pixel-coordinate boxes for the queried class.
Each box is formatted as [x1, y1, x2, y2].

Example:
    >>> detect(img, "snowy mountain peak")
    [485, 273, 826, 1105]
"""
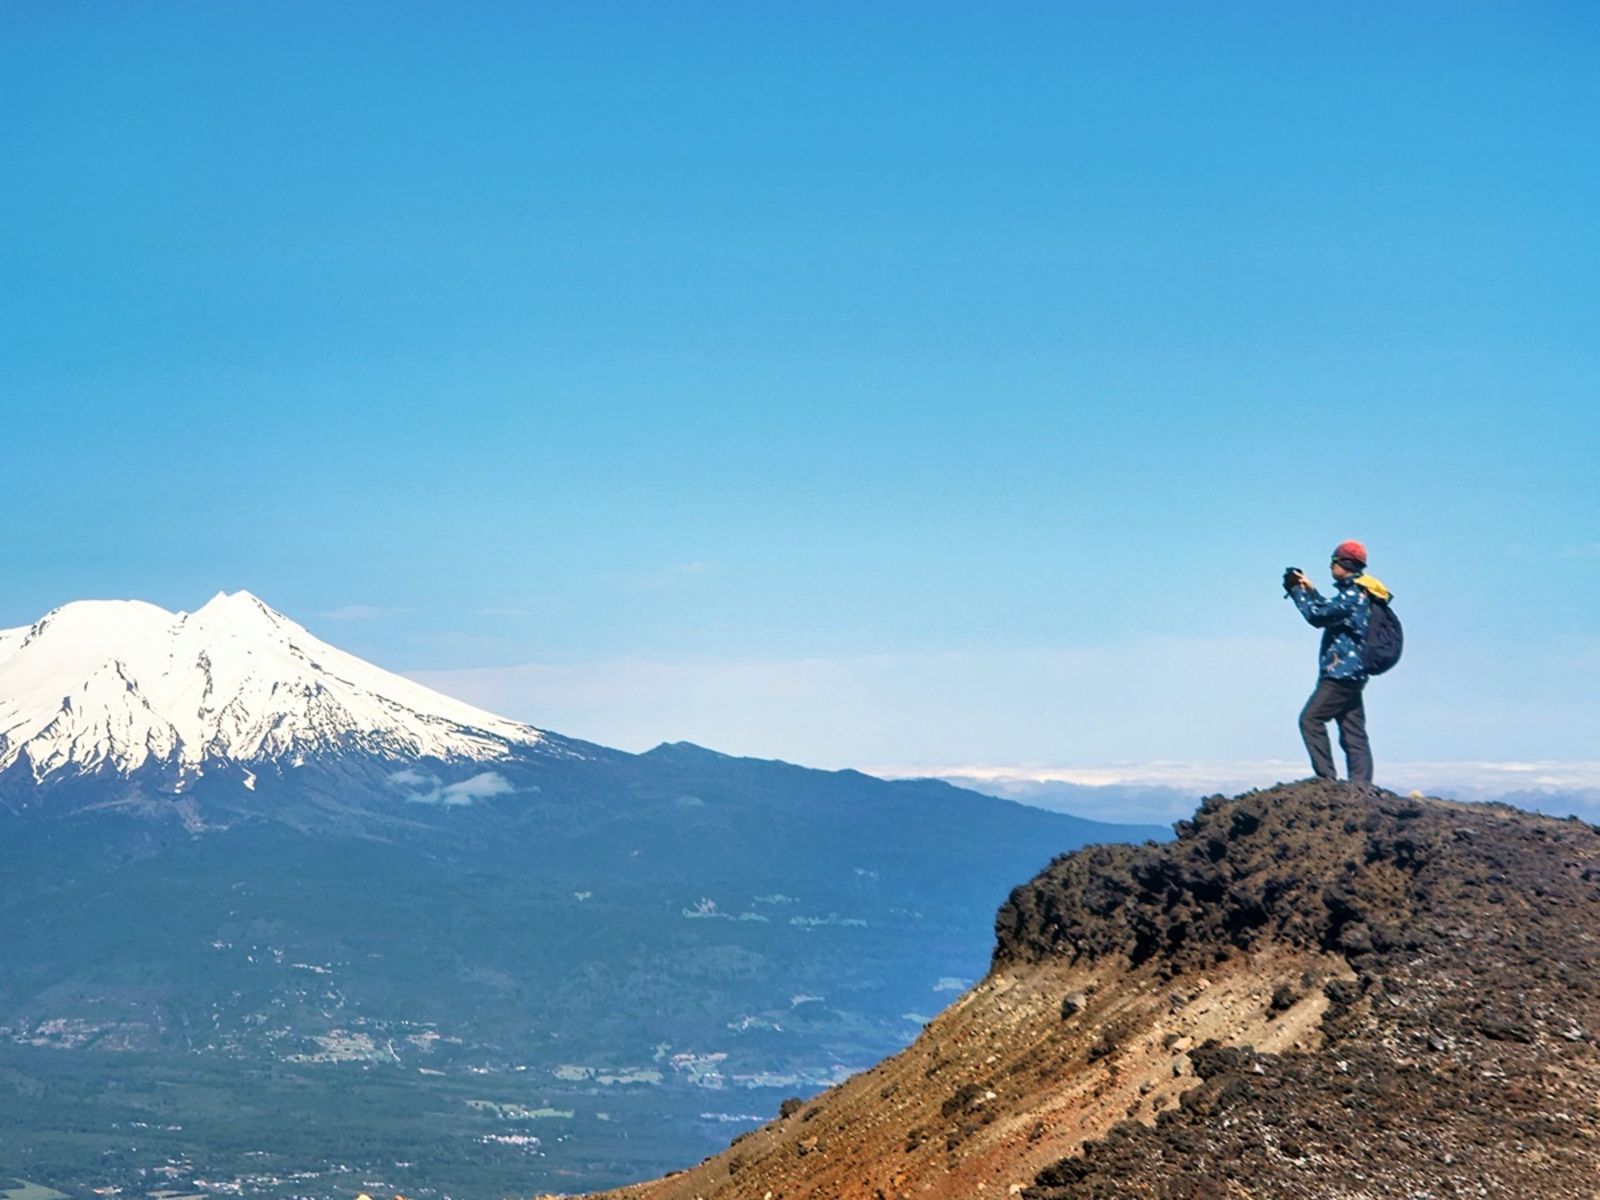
[195, 588, 277, 618]
[197, 587, 267, 614]
[0, 593, 545, 782]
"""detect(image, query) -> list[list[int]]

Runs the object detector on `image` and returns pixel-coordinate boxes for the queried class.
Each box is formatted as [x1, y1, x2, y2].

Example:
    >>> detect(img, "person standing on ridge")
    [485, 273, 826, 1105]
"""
[1284, 540, 1393, 784]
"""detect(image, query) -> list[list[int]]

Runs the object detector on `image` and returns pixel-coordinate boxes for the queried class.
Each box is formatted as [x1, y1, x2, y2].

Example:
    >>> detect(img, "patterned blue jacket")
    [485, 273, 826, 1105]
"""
[1292, 576, 1372, 681]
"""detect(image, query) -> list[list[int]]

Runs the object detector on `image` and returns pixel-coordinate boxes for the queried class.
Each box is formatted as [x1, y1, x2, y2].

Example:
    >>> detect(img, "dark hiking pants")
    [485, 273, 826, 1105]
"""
[1299, 678, 1372, 783]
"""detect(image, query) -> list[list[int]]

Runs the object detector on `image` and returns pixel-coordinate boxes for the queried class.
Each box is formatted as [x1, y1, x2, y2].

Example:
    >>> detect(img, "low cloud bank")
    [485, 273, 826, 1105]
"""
[895, 760, 1600, 825]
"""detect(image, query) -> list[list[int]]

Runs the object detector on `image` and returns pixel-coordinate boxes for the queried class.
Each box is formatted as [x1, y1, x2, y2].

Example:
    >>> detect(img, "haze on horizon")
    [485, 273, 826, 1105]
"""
[3, 3, 1596, 810]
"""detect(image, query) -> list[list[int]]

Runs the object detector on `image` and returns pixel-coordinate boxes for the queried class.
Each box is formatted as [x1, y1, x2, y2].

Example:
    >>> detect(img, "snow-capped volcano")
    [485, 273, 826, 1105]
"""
[0, 591, 545, 782]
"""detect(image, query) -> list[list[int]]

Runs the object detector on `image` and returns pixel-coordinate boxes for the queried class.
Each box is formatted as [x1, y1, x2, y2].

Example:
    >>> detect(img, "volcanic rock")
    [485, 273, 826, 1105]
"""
[586, 781, 1600, 1199]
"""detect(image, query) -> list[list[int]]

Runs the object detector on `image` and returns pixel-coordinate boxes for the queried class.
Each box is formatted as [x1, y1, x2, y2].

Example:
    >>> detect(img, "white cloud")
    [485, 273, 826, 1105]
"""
[440, 771, 515, 804]
[885, 760, 1303, 792]
[894, 760, 1600, 824]
[387, 768, 514, 806]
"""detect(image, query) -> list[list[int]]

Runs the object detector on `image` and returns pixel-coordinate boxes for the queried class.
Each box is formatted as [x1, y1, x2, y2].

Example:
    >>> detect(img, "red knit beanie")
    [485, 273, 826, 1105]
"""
[1333, 540, 1368, 567]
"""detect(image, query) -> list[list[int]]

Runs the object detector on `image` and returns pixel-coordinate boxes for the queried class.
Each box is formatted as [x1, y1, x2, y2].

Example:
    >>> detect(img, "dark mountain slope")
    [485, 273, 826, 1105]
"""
[0, 744, 1160, 1198]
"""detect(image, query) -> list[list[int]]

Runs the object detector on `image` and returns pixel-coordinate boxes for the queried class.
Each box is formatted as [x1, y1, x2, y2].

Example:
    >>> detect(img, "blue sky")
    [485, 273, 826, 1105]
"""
[2, 3, 1596, 793]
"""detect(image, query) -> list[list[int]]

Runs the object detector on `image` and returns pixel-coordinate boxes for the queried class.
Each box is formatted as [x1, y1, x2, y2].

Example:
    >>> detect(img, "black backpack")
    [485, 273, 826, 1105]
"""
[1365, 594, 1403, 675]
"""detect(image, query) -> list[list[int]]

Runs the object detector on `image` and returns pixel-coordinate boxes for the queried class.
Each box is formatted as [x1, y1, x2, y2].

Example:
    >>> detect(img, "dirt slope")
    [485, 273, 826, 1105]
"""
[580, 782, 1600, 1199]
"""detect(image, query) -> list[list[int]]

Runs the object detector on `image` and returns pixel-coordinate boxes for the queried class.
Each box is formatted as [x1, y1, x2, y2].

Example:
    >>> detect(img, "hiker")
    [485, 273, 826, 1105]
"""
[1284, 540, 1395, 785]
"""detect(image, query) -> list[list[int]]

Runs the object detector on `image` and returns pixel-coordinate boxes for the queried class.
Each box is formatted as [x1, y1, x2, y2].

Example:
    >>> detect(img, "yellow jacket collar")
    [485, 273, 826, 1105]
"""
[1354, 573, 1392, 602]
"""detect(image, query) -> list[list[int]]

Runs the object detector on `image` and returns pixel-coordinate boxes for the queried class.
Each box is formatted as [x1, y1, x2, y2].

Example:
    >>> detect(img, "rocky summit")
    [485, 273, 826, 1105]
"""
[589, 781, 1600, 1199]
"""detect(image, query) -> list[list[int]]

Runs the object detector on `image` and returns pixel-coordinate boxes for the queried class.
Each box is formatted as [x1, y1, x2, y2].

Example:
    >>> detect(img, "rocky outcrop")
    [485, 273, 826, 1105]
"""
[1009, 782, 1600, 1197]
[587, 782, 1600, 1200]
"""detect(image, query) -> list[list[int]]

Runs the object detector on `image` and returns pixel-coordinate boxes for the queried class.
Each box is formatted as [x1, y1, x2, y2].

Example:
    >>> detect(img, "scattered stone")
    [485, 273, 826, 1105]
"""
[1337, 922, 1375, 954]
[1478, 1014, 1536, 1044]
